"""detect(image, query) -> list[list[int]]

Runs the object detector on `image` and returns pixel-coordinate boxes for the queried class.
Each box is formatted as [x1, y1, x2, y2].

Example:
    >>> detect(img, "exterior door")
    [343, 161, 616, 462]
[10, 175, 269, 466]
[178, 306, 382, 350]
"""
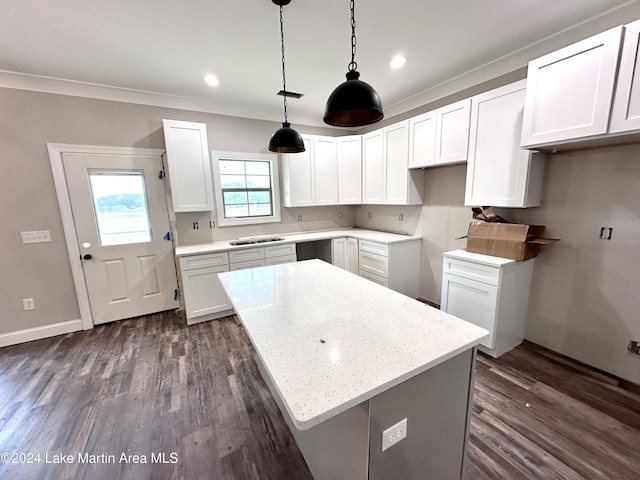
[63, 153, 178, 324]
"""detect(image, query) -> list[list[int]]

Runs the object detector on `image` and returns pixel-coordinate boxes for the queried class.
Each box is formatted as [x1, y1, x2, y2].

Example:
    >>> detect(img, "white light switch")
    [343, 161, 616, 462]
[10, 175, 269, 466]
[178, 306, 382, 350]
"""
[21, 231, 51, 244]
[381, 418, 407, 452]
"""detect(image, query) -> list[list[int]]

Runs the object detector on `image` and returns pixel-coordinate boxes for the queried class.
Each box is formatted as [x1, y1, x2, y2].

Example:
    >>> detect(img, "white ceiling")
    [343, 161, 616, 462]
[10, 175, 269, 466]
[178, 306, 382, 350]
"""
[1, 0, 638, 129]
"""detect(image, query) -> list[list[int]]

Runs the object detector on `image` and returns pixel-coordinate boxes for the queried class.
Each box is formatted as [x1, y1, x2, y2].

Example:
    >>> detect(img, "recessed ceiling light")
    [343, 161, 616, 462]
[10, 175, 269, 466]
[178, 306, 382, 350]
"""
[390, 55, 408, 69]
[204, 74, 220, 87]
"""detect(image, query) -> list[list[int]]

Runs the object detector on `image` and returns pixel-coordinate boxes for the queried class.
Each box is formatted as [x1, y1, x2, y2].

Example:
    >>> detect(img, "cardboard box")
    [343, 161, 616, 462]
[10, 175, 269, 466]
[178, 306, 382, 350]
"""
[464, 221, 559, 261]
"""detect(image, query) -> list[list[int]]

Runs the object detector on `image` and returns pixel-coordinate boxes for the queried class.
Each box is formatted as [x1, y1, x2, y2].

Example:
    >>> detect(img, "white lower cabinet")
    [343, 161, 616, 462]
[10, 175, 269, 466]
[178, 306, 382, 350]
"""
[332, 237, 359, 275]
[179, 243, 296, 323]
[440, 250, 534, 358]
[179, 252, 233, 324]
[358, 239, 421, 298]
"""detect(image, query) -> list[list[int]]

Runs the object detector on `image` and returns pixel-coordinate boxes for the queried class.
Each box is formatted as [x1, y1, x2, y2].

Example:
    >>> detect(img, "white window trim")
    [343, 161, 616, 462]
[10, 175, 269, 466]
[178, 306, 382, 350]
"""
[211, 151, 282, 227]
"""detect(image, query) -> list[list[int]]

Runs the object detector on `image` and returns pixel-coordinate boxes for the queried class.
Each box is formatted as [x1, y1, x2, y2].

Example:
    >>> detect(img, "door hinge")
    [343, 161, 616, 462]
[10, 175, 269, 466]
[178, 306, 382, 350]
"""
[164, 232, 171, 241]
[174, 289, 179, 301]
[158, 169, 165, 179]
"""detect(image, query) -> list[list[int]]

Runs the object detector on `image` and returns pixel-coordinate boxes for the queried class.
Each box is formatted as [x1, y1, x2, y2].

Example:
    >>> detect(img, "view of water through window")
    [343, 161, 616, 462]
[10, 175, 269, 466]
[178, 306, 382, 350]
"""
[89, 171, 152, 246]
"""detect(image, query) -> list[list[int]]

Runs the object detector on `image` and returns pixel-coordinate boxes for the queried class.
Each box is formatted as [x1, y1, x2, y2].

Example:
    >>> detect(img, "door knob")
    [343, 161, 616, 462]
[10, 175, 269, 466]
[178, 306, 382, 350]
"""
[83, 254, 93, 260]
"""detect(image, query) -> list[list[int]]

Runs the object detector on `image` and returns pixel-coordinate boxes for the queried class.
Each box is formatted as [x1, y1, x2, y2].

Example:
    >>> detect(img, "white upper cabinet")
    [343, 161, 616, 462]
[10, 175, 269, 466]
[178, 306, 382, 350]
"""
[162, 119, 214, 212]
[408, 111, 436, 168]
[409, 99, 471, 168]
[363, 121, 424, 205]
[465, 80, 545, 208]
[281, 135, 315, 207]
[337, 135, 362, 204]
[313, 135, 339, 205]
[435, 99, 471, 165]
[520, 26, 624, 149]
[610, 19, 640, 133]
[362, 129, 385, 204]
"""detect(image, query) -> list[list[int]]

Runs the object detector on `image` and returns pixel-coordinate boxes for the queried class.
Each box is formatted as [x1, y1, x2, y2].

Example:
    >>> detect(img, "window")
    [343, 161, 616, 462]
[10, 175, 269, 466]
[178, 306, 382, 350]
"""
[88, 170, 152, 245]
[211, 151, 281, 226]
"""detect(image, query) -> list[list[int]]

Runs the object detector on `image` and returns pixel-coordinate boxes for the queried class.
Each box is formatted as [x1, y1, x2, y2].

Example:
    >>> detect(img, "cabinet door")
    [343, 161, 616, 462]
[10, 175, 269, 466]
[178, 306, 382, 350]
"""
[434, 99, 471, 165]
[441, 273, 498, 349]
[465, 80, 544, 208]
[282, 135, 315, 207]
[521, 26, 623, 148]
[610, 19, 640, 133]
[347, 238, 359, 274]
[162, 119, 214, 212]
[362, 129, 385, 204]
[408, 111, 436, 168]
[313, 136, 338, 205]
[331, 237, 347, 269]
[337, 136, 362, 204]
[383, 121, 410, 204]
[181, 265, 230, 319]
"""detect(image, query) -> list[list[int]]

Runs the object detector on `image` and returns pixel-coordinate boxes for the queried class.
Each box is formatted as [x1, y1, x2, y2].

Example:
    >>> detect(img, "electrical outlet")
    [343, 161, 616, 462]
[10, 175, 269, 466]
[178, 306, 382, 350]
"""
[628, 341, 640, 357]
[22, 298, 35, 311]
[399, 213, 404, 221]
[192, 222, 199, 230]
[599, 227, 612, 240]
[338, 212, 342, 219]
[381, 418, 407, 452]
[297, 214, 303, 222]
[368, 212, 372, 219]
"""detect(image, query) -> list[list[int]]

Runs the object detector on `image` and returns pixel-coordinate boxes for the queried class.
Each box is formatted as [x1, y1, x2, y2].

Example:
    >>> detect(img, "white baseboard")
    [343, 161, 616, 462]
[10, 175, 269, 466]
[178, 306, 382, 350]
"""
[0, 319, 84, 348]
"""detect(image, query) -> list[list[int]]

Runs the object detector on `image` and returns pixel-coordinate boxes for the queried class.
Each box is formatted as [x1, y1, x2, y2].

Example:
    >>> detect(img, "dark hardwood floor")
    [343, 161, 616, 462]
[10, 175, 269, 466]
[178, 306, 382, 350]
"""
[0, 311, 639, 479]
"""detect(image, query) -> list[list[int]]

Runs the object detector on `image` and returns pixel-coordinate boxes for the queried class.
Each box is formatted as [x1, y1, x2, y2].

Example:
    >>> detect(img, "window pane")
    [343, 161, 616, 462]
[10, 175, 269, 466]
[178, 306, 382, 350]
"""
[225, 204, 249, 218]
[89, 171, 151, 246]
[245, 161, 270, 175]
[223, 191, 248, 205]
[219, 160, 246, 175]
[248, 191, 271, 204]
[249, 203, 272, 216]
[246, 175, 271, 188]
[220, 175, 247, 188]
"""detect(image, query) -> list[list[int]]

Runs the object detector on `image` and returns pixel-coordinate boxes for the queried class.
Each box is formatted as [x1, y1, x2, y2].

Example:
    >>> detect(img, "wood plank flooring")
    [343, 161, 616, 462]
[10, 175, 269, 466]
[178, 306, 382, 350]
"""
[0, 311, 639, 479]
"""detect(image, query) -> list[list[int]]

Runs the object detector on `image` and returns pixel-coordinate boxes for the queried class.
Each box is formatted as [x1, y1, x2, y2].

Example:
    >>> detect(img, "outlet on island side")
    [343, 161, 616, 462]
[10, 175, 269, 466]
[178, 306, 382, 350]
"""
[381, 418, 407, 452]
[22, 298, 35, 311]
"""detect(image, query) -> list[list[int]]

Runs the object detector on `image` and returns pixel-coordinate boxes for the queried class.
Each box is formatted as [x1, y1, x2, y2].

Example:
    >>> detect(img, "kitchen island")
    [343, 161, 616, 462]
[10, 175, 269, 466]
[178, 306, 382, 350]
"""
[218, 259, 488, 480]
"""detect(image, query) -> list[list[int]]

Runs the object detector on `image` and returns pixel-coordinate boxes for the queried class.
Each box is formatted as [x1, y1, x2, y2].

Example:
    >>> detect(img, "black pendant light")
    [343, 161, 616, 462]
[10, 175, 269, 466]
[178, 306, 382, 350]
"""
[269, 0, 305, 153]
[323, 0, 383, 127]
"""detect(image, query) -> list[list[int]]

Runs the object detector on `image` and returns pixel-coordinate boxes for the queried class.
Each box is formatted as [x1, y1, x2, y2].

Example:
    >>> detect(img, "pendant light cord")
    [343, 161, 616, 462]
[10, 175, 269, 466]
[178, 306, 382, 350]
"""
[349, 0, 357, 72]
[279, 5, 289, 124]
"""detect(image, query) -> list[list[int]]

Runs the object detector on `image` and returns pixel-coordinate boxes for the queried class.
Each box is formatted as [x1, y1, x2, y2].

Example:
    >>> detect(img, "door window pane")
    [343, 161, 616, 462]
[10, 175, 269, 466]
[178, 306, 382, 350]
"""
[89, 171, 152, 246]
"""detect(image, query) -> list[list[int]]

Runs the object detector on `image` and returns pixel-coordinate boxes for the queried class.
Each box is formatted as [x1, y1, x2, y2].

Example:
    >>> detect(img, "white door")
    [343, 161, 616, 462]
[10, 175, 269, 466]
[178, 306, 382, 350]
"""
[63, 153, 179, 324]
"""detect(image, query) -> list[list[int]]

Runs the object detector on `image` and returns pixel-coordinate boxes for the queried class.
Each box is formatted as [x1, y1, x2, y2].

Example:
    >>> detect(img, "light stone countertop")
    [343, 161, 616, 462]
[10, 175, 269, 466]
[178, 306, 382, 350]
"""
[175, 228, 420, 257]
[218, 259, 489, 431]
[443, 249, 519, 266]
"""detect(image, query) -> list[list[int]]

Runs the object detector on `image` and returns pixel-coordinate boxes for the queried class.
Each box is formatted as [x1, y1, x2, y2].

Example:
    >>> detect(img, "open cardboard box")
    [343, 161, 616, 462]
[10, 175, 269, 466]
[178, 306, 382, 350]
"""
[464, 221, 559, 261]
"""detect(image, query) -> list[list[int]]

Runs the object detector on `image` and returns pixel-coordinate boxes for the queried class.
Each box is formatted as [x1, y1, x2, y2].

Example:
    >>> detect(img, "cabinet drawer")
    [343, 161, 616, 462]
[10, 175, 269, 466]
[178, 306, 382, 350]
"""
[179, 252, 229, 271]
[359, 240, 389, 257]
[265, 254, 297, 266]
[443, 256, 501, 286]
[359, 251, 389, 278]
[264, 243, 296, 258]
[229, 259, 266, 271]
[360, 270, 389, 287]
[228, 247, 264, 264]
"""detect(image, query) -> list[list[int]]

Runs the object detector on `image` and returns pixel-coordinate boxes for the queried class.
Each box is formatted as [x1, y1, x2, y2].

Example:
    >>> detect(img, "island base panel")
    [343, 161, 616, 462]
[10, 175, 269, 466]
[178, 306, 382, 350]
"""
[257, 349, 475, 480]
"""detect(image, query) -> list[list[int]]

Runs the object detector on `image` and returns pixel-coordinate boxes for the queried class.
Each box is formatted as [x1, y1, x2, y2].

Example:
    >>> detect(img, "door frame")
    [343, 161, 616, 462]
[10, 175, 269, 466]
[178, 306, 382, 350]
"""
[48, 143, 170, 330]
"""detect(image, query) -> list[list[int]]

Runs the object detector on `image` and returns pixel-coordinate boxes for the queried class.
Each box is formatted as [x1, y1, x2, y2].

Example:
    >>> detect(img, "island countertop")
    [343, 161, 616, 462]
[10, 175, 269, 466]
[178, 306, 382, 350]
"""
[218, 259, 489, 430]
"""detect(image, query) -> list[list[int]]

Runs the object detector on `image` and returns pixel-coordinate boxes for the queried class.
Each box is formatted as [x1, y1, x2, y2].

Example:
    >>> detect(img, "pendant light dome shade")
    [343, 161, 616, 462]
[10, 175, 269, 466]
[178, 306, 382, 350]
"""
[269, 122, 305, 153]
[323, 70, 383, 127]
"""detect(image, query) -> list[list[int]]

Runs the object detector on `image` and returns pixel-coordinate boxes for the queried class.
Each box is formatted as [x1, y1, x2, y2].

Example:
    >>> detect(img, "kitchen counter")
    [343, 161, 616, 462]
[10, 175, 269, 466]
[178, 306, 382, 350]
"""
[175, 228, 419, 257]
[218, 259, 488, 479]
